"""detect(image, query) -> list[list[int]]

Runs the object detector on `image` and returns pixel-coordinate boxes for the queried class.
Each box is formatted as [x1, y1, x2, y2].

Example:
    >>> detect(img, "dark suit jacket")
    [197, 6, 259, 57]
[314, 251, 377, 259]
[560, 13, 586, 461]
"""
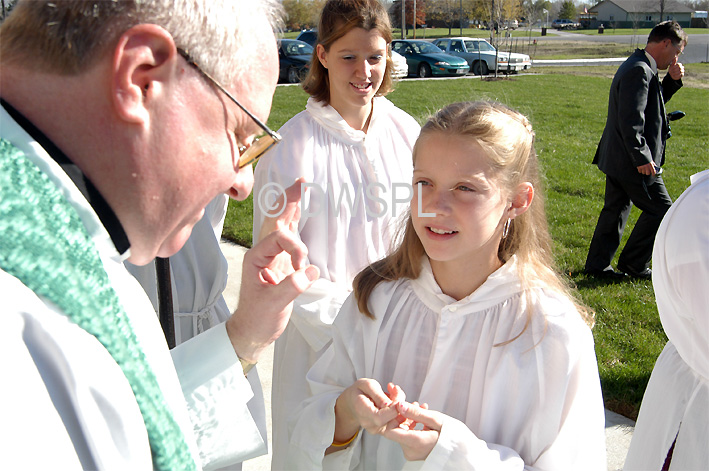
[593, 49, 682, 181]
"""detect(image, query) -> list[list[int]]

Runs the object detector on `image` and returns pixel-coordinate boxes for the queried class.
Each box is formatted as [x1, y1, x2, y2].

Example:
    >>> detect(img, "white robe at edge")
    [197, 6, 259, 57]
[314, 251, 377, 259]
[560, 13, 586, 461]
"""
[287, 257, 607, 470]
[253, 96, 420, 470]
[0, 107, 266, 470]
[624, 169, 709, 470]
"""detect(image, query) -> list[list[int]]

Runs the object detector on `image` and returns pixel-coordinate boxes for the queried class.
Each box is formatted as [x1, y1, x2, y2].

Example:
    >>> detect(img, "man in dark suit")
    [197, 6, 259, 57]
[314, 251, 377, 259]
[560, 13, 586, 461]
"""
[585, 21, 687, 280]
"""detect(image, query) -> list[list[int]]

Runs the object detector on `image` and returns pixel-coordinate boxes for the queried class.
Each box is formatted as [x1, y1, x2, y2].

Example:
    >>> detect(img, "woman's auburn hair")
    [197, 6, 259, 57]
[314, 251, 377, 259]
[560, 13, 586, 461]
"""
[353, 101, 594, 336]
[301, 0, 394, 103]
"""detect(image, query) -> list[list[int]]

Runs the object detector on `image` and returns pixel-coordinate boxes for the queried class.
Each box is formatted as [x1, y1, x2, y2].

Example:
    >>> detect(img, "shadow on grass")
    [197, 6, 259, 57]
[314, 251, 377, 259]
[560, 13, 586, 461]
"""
[569, 270, 637, 289]
[601, 369, 653, 421]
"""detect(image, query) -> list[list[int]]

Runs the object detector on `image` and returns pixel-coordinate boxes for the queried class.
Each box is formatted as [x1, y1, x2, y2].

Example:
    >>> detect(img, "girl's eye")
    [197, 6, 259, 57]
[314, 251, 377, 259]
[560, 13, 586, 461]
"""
[414, 180, 430, 187]
[456, 185, 474, 192]
[343, 55, 355, 61]
[370, 55, 383, 62]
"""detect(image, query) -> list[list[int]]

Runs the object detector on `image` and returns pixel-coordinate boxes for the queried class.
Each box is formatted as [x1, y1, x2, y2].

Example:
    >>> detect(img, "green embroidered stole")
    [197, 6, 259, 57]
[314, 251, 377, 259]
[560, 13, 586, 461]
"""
[0, 138, 196, 471]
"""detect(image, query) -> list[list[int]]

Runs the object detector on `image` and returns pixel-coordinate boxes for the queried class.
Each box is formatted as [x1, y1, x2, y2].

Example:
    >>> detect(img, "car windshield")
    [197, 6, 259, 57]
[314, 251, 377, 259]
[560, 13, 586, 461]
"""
[411, 42, 443, 54]
[465, 40, 495, 52]
[284, 41, 314, 57]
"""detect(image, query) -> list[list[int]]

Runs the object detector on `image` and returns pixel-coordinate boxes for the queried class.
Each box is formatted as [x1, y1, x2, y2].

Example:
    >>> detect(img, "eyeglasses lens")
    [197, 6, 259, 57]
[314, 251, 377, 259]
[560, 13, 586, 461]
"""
[237, 134, 277, 168]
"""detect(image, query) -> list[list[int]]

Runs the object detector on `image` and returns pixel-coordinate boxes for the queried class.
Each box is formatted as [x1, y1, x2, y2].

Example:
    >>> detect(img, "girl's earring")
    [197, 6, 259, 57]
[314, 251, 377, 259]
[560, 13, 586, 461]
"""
[502, 218, 512, 239]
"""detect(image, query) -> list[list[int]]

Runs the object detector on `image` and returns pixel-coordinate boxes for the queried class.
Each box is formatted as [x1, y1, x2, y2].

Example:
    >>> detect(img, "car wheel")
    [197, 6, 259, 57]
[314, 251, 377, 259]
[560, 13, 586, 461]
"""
[417, 63, 431, 78]
[472, 60, 489, 76]
[287, 67, 301, 84]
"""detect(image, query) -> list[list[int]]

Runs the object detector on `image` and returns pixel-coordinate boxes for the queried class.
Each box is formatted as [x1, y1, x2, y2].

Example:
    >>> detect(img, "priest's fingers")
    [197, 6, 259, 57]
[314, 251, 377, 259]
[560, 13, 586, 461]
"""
[226, 229, 318, 363]
[256, 178, 306, 243]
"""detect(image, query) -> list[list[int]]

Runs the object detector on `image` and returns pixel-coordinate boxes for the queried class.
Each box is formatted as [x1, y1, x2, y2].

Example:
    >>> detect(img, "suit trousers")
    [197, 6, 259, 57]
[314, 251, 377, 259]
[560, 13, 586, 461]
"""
[586, 173, 672, 272]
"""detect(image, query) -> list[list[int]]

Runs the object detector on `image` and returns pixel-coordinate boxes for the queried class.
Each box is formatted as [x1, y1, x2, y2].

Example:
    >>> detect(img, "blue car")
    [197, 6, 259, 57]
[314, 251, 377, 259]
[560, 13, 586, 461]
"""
[391, 40, 470, 78]
[278, 39, 313, 84]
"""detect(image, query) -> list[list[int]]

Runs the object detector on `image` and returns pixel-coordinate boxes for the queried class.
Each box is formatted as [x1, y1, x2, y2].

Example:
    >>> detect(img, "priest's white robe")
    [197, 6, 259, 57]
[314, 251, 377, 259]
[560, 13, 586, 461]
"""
[0, 107, 266, 470]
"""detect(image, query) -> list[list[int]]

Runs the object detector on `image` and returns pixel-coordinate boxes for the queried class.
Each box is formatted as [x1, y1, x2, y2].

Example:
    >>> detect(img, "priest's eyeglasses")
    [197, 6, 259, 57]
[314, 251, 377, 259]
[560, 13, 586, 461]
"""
[177, 48, 281, 168]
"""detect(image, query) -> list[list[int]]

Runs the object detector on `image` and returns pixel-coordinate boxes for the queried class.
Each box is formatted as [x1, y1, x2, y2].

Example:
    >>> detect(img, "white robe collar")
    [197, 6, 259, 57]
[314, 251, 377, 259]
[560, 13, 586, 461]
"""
[411, 255, 523, 314]
[305, 96, 394, 145]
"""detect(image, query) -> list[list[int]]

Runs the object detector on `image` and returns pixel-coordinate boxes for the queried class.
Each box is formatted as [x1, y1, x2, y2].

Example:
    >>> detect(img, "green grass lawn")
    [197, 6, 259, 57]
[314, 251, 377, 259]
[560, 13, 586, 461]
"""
[224, 68, 709, 420]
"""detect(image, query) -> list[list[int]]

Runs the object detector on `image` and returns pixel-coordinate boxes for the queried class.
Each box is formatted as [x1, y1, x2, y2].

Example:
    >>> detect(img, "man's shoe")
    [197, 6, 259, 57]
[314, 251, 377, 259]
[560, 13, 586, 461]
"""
[584, 267, 627, 280]
[618, 264, 652, 280]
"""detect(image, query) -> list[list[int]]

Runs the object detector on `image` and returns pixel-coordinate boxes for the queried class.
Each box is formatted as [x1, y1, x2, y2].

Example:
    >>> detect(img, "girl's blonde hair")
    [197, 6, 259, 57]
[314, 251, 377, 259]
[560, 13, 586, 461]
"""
[302, 0, 394, 103]
[354, 101, 594, 333]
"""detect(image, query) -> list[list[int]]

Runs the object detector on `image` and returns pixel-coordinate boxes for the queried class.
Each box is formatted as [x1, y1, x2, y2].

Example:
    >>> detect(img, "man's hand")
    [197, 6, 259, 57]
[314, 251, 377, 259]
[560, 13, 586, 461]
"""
[226, 179, 319, 363]
[256, 178, 305, 243]
[668, 59, 684, 81]
[637, 162, 657, 176]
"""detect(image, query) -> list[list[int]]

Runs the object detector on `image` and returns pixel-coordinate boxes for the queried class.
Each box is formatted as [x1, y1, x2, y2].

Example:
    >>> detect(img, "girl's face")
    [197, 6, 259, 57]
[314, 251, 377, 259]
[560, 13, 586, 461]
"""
[412, 132, 512, 277]
[317, 27, 387, 123]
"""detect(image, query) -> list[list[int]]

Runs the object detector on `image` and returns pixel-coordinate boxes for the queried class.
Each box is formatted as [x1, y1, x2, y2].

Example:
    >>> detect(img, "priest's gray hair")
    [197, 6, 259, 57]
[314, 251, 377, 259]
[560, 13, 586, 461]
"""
[0, 0, 284, 86]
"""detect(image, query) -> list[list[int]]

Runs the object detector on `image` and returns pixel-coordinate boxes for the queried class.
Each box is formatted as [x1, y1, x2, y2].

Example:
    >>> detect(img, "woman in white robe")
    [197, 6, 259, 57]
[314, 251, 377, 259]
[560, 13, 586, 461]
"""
[287, 101, 606, 470]
[252, 0, 419, 467]
[623, 169, 709, 470]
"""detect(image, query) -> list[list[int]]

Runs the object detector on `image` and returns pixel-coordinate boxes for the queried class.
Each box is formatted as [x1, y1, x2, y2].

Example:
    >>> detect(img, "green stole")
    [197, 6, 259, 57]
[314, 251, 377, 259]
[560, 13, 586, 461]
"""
[0, 138, 196, 471]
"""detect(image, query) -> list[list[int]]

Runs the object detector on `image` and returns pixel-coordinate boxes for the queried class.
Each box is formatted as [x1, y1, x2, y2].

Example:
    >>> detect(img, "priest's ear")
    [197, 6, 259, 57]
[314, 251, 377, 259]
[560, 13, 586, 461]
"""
[111, 24, 178, 124]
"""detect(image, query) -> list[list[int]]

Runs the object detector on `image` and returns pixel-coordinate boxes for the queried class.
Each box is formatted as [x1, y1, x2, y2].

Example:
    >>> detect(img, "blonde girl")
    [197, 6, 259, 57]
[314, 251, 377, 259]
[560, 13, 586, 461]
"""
[287, 101, 606, 470]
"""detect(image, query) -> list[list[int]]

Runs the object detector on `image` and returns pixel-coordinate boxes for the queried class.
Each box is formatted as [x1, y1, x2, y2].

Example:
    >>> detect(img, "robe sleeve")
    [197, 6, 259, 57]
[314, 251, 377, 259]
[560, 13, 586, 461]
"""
[172, 323, 267, 469]
[285, 294, 372, 470]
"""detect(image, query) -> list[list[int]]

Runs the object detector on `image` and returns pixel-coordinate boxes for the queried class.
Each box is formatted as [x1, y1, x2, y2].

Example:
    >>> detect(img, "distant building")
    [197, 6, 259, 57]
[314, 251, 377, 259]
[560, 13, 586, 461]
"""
[589, 0, 692, 28]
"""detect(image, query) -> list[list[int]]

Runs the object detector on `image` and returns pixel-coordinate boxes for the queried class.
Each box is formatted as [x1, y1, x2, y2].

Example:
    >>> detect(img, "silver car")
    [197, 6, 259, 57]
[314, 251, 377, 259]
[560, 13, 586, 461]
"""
[433, 37, 531, 76]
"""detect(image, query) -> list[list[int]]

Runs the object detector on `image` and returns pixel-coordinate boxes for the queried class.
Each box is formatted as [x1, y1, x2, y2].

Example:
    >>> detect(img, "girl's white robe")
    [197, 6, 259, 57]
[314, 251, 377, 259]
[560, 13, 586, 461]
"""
[287, 257, 607, 470]
[253, 96, 420, 469]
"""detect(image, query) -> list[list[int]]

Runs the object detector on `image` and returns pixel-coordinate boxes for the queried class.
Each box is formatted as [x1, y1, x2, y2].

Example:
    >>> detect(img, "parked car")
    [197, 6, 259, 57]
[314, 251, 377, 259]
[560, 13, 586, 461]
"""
[277, 39, 313, 84]
[294, 29, 407, 81]
[391, 40, 470, 78]
[551, 18, 580, 29]
[296, 29, 318, 46]
[504, 19, 519, 30]
[390, 50, 408, 80]
[432, 37, 531, 75]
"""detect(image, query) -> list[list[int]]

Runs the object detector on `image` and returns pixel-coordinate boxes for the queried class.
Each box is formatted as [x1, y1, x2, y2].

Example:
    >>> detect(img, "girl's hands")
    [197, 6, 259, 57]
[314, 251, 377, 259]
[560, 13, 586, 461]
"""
[331, 380, 444, 462]
[383, 401, 443, 462]
[333, 380, 404, 445]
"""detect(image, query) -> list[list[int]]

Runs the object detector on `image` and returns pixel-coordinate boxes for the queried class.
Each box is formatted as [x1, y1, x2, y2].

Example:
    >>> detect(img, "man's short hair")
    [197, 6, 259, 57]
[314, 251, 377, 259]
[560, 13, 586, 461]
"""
[0, 0, 283, 86]
[647, 20, 688, 47]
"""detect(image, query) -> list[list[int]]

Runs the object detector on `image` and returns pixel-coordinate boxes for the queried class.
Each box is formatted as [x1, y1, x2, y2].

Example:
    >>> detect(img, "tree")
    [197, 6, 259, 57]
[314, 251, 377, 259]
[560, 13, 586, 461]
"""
[426, 0, 459, 35]
[523, 0, 551, 29]
[282, 0, 326, 31]
[390, 0, 427, 35]
[558, 0, 576, 20]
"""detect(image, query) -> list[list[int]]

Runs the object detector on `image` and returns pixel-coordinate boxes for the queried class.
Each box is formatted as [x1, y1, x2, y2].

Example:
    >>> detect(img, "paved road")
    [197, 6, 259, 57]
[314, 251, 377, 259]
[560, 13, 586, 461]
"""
[534, 28, 709, 64]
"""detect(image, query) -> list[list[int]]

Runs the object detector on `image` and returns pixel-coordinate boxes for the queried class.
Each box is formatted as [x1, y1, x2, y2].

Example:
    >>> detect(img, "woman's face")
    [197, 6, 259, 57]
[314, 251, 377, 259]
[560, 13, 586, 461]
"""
[317, 27, 387, 122]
